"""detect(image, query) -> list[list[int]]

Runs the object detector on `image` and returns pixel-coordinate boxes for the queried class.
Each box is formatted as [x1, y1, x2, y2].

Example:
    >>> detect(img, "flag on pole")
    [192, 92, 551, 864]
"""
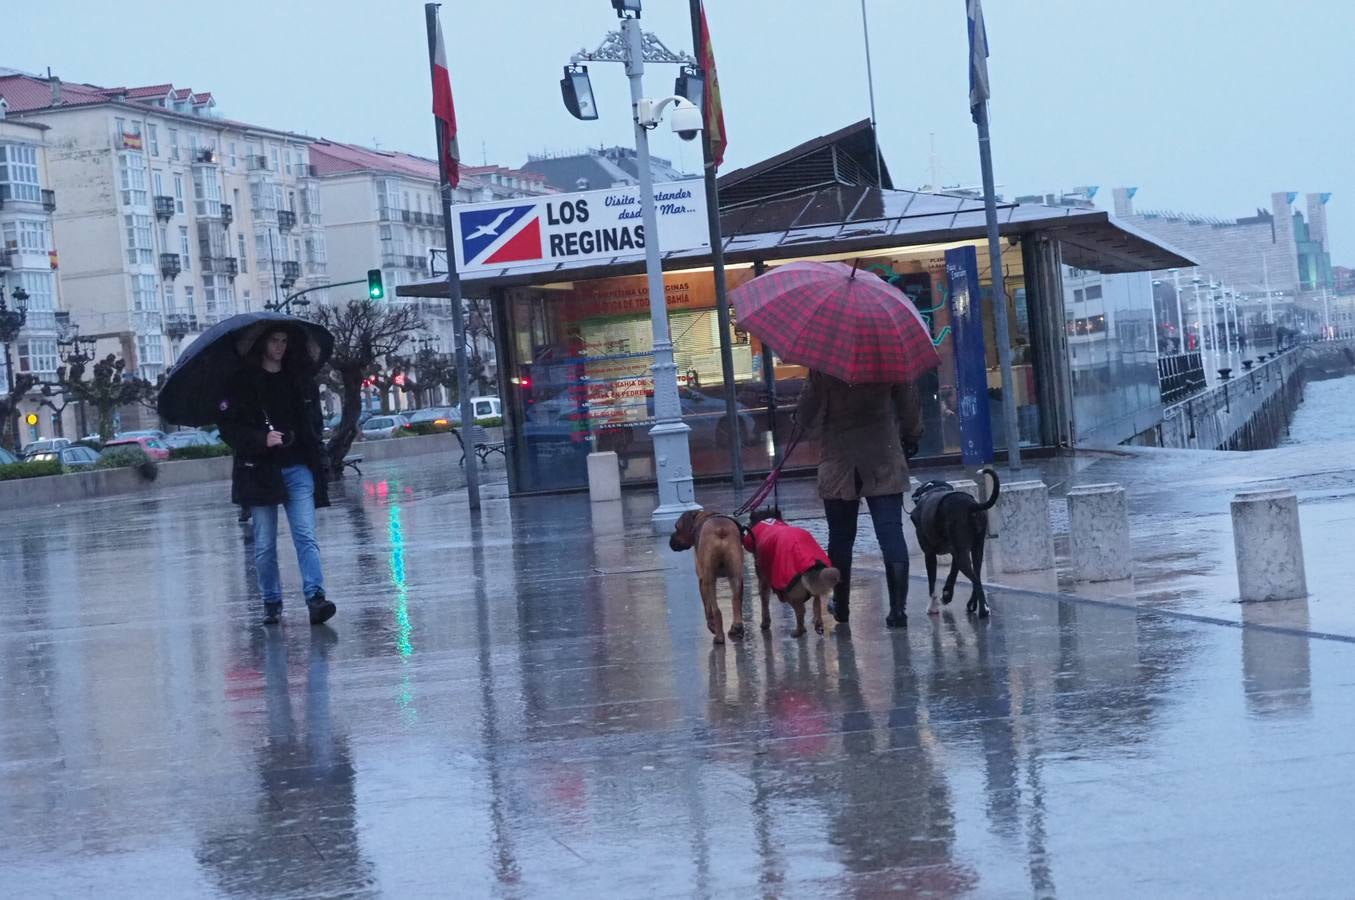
[967, 0, 990, 123]
[428, 7, 461, 188]
[697, 2, 727, 168]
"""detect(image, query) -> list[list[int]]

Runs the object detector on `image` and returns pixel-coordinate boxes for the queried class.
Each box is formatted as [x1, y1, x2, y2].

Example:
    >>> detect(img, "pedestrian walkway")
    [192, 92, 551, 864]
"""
[1, 448, 1353, 897]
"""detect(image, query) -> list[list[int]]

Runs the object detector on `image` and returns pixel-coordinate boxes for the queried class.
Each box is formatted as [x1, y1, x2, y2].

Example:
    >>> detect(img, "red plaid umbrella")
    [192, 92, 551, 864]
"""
[729, 260, 940, 384]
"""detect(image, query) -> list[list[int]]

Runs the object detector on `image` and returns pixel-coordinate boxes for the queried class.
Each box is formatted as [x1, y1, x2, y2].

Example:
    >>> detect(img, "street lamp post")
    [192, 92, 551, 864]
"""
[1169, 268, 1186, 351]
[567, 1, 701, 530]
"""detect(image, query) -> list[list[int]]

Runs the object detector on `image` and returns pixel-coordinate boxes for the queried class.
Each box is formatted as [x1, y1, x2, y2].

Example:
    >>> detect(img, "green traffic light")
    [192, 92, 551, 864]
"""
[367, 268, 385, 300]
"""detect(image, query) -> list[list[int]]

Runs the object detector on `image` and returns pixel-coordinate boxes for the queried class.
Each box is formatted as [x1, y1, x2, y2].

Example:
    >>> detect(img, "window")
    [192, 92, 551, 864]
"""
[255, 234, 271, 269]
[219, 282, 235, 317]
[301, 183, 322, 224]
[203, 274, 218, 314]
[229, 141, 237, 168]
[148, 124, 159, 157]
[379, 225, 392, 240]
[125, 213, 153, 265]
[192, 165, 222, 216]
[137, 334, 164, 368]
[163, 283, 176, 312]
[237, 233, 248, 272]
[169, 128, 179, 161]
[0, 143, 41, 203]
[131, 273, 158, 312]
[114, 117, 126, 140]
[2, 219, 51, 253]
[179, 226, 192, 270]
[270, 146, 280, 172]
[18, 339, 59, 377]
[158, 223, 169, 250]
[153, 171, 164, 197]
[1085, 285, 1104, 301]
[173, 174, 184, 213]
[17, 271, 55, 329]
[118, 152, 148, 207]
[292, 238, 301, 261]
[242, 289, 252, 311]
[184, 285, 195, 312]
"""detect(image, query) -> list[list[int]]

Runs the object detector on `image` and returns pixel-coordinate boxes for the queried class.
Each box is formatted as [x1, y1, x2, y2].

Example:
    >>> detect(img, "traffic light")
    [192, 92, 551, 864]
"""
[366, 269, 385, 300]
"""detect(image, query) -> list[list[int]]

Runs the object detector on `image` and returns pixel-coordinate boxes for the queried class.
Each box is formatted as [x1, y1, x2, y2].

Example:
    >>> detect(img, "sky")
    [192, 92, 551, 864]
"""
[15, 0, 1355, 263]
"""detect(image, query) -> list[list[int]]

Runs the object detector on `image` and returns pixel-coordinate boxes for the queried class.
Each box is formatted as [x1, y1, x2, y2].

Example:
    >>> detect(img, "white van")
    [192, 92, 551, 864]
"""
[469, 396, 502, 420]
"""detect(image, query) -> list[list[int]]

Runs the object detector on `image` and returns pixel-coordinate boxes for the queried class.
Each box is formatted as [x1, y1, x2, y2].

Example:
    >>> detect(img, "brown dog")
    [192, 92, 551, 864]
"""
[743, 508, 840, 637]
[669, 509, 747, 643]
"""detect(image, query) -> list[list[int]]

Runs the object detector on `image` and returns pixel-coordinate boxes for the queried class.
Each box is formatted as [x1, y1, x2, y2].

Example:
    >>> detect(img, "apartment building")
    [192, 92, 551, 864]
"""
[309, 140, 549, 401]
[0, 103, 78, 442]
[0, 71, 328, 387]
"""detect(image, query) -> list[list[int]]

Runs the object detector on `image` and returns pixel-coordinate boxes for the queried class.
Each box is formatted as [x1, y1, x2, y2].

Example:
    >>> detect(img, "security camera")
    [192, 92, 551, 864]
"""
[669, 98, 702, 141]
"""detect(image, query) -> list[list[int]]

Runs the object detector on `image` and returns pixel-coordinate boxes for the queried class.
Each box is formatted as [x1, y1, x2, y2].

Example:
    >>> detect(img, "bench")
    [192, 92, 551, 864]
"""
[453, 425, 505, 467]
[342, 453, 364, 476]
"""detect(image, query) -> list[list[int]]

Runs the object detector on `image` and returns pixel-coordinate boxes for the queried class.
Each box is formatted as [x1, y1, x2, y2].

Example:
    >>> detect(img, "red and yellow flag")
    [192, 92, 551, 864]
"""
[698, 3, 726, 169]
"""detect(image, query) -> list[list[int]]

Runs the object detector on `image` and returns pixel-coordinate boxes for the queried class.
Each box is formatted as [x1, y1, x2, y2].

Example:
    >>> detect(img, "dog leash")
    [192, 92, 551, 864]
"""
[733, 425, 803, 517]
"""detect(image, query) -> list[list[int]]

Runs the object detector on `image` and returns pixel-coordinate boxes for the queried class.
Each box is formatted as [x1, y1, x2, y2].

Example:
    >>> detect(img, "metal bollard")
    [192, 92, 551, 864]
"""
[1231, 490, 1307, 601]
[1067, 483, 1133, 582]
[995, 480, 1055, 573]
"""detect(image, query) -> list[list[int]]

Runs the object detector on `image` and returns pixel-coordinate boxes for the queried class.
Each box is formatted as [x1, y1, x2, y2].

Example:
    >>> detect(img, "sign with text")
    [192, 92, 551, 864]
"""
[446, 180, 708, 277]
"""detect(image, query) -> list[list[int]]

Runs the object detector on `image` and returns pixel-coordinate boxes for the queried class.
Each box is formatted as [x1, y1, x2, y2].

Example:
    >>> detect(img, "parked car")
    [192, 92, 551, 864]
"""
[359, 415, 411, 440]
[469, 396, 502, 420]
[21, 438, 72, 459]
[101, 435, 171, 461]
[26, 445, 101, 470]
[164, 430, 214, 450]
[407, 406, 460, 429]
[114, 429, 167, 441]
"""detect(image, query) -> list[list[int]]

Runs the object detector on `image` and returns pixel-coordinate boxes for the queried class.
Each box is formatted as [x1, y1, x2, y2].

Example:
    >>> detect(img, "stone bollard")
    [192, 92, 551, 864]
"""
[995, 480, 1055, 573]
[1231, 490, 1307, 601]
[586, 451, 622, 503]
[1067, 483, 1133, 582]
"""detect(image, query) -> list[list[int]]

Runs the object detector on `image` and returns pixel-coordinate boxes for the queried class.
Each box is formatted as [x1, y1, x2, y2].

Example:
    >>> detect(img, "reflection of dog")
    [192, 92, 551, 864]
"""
[909, 468, 1000, 618]
[669, 509, 747, 643]
[743, 509, 840, 637]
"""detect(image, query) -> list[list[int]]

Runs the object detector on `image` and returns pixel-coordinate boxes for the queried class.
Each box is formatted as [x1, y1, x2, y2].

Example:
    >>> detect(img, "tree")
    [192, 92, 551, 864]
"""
[315, 299, 424, 477]
[50, 354, 158, 442]
[464, 297, 496, 395]
[411, 348, 456, 408]
[1, 371, 38, 451]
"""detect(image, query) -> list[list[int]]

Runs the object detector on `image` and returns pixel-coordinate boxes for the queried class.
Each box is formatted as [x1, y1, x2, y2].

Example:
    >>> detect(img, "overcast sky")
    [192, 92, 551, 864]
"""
[17, 0, 1355, 264]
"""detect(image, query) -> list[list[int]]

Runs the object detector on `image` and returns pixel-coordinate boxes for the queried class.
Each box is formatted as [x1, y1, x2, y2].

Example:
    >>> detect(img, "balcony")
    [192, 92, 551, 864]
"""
[247, 155, 269, 171]
[277, 209, 296, 233]
[0, 249, 11, 271]
[164, 312, 200, 337]
[378, 205, 398, 222]
[154, 195, 175, 220]
[133, 311, 163, 333]
[381, 251, 404, 267]
[220, 257, 238, 279]
[220, 202, 233, 226]
[42, 189, 56, 212]
[405, 255, 428, 274]
[279, 260, 301, 289]
[195, 147, 215, 164]
[159, 253, 181, 279]
[401, 209, 412, 223]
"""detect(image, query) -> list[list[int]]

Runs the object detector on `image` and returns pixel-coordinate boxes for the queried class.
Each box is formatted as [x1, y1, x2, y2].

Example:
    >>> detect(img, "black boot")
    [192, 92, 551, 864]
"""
[262, 601, 282, 626]
[306, 591, 336, 625]
[884, 561, 909, 629]
[827, 562, 852, 624]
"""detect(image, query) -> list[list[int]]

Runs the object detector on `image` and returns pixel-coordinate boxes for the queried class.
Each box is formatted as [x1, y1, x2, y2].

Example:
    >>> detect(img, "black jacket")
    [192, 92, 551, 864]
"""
[219, 366, 330, 509]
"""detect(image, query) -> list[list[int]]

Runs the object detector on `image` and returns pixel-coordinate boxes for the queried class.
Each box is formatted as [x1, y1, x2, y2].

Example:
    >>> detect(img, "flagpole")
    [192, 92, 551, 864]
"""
[968, 0, 1021, 470]
[426, 1, 480, 510]
[859, 0, 884, 187]
[689, 0, 743, 497]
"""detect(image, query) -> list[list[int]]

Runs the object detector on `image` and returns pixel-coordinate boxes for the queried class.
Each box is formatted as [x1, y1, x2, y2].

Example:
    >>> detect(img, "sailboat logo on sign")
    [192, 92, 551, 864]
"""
[459, 203, 542, 266]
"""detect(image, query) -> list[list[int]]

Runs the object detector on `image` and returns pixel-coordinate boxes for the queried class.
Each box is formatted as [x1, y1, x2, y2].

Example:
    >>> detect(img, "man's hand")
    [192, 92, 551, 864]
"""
[266, 431, 285, 448]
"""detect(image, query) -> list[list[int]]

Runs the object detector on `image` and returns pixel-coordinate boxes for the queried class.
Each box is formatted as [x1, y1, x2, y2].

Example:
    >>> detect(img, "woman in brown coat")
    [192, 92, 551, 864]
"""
[796, 371, 923, 628]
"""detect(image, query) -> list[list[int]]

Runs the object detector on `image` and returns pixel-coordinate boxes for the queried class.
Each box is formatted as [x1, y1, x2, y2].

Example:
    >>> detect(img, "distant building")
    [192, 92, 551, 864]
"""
[520, 146, 692, 193]
[309, 140, 551, 406]
[0, 106, 79, 442]
[0, 70, 328, 400]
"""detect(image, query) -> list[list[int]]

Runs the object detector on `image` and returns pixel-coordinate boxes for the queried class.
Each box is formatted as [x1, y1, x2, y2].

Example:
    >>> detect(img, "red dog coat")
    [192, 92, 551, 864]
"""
[742, 519, 831, 593]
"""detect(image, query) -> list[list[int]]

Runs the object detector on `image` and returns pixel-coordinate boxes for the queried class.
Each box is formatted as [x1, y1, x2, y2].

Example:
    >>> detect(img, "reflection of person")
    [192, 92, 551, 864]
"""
[796, 371, 922, 628]
[220, 329, 335, 626]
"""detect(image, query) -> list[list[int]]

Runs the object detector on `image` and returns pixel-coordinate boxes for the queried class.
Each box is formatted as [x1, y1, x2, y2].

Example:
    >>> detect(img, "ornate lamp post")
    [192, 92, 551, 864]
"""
[1, 285, 30, 449]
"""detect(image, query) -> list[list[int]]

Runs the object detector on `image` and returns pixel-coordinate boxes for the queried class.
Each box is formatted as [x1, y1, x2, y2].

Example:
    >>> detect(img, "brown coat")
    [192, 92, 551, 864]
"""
[795, 372, 923, 501]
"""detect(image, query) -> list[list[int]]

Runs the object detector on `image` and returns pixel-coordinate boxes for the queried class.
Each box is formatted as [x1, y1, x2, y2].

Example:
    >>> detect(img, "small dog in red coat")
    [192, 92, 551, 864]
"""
[743, 508, 840, 637]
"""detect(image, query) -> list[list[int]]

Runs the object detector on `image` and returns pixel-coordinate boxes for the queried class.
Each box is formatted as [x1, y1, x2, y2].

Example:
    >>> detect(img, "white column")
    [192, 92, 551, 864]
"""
[1067, 483, 1133, 582]
[1231, 490, 1307, 601]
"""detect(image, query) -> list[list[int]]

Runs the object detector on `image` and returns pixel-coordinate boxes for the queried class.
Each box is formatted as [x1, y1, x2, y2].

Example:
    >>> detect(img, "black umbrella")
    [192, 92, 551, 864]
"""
[157, 311, 334, 426]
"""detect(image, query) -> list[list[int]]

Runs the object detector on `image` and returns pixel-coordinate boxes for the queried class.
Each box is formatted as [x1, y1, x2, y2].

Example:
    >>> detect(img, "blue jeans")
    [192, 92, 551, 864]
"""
[251, 464, 325, 603]
[823, 492, 910, 568]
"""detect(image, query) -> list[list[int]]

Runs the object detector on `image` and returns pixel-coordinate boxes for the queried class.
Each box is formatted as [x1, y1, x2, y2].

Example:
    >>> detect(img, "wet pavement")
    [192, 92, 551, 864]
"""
[4, 440, 1355, 898]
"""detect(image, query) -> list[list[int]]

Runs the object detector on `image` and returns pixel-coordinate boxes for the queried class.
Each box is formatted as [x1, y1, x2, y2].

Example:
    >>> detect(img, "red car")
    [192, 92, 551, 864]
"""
[101, 435, 171, 461]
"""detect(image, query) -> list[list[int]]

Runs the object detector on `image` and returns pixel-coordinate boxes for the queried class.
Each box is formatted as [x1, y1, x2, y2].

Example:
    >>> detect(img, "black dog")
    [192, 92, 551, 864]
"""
[909, 468, 999, 618]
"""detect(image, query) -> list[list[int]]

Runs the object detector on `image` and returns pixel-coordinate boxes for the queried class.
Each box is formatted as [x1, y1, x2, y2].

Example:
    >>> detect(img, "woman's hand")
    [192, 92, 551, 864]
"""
[266, 431, 285, 448]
